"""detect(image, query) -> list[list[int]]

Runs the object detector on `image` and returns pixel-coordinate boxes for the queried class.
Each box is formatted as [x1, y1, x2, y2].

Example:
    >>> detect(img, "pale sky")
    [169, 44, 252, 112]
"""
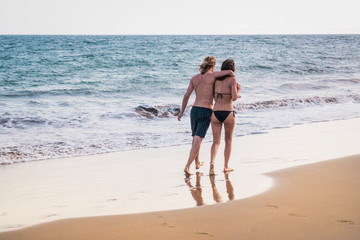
[1, 0, 359, 35]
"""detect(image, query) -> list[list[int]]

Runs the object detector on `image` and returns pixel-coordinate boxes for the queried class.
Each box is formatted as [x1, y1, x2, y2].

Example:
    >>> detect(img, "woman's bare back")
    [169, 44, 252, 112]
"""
[213, 77, 236, 111]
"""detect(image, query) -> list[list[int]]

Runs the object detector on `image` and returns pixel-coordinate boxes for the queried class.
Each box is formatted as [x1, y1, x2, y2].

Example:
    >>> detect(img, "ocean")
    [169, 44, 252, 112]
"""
[1, 35, 360, 164]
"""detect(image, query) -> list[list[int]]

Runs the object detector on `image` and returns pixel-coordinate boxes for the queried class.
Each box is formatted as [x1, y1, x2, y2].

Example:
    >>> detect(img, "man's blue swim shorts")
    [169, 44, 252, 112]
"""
[190, 106, 212, 138]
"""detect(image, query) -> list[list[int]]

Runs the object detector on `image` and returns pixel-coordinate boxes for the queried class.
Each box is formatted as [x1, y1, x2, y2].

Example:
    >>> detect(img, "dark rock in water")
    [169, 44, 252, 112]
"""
[135, 105, 180, 118]
[173, 108, 180, 115]
[135, 106, 159, 119]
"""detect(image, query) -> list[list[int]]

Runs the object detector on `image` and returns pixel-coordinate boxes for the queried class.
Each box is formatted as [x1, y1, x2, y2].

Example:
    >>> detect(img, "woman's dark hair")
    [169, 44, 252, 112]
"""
[221, 59, 235, 71]
[216, 59, 235, 80]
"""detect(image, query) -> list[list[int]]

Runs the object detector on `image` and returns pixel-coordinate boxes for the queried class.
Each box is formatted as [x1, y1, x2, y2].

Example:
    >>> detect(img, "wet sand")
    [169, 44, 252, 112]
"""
[1, 154, 359, 240]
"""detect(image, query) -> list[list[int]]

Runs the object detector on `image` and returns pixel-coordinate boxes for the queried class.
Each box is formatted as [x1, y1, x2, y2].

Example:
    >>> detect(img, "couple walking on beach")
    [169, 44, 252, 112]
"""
[178, 56, 241, 175]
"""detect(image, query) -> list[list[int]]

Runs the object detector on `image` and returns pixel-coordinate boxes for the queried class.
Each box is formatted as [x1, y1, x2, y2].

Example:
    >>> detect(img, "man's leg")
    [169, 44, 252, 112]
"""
[184, 136, 203, 175]
[195, 141, 203, 169]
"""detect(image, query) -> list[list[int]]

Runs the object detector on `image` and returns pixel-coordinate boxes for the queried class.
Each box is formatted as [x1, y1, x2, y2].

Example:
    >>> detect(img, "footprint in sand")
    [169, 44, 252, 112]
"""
[288, 213, 306, 217]
[161, 223, 175, 228]
[337, 219, 354, 225]
[162, 193, 179, 197]
[44, 214, 59, 218]
[0, 224, 24, 229]
[195, 231, 214, 237]
[265, 204, 279, 209]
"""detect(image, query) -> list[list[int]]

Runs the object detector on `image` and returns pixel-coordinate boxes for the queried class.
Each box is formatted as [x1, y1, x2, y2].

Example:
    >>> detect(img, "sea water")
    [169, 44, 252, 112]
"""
[1, 35, 360, 164]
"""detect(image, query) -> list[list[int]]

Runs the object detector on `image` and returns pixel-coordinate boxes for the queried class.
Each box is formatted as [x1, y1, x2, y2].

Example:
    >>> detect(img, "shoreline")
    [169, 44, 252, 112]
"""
[1, 154, 359, 239]
[2, 117, 356, 167]
[0, 118, 359, 235]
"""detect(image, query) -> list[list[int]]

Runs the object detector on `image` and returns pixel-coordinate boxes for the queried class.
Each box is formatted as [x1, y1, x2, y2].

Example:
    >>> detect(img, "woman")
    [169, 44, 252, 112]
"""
[210, 59, 241, 175]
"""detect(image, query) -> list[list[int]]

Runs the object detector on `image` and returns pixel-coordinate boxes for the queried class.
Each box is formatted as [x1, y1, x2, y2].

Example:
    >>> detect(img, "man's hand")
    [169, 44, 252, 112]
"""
[178, 112, 184, 121]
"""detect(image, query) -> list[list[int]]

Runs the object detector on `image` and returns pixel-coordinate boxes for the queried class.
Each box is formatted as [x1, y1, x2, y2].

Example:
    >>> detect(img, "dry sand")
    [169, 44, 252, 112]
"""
[1, 154, 359, 240]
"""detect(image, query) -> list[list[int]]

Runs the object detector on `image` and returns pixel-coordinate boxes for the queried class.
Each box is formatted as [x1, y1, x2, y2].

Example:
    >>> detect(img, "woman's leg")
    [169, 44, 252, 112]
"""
[210, 113, 222, 175]
[223, 113, 235, 172]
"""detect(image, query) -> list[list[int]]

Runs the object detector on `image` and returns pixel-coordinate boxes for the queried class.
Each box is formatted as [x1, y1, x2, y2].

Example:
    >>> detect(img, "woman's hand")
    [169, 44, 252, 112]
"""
[236, 82, 241, 98]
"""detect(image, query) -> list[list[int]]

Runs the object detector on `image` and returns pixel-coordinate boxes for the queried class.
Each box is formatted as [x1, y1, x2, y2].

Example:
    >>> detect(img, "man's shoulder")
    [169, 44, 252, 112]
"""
[191, 73, 203, 83]
[191, 73, 202, 79]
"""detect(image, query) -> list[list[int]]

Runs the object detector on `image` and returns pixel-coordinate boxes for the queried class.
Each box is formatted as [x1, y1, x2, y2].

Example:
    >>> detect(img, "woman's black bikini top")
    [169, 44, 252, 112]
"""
[214, 92, 231, 99]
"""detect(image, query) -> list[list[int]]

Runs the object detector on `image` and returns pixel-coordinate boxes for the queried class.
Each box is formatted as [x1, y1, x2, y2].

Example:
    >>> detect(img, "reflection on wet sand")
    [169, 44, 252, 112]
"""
[185, 172, 234, 206]
[225, 173, 234, 200]
[210, 175, 222, 203]
[185, 172, 204, 206]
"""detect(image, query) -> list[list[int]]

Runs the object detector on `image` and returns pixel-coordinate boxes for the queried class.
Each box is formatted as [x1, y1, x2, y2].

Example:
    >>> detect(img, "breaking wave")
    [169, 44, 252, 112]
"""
[235, 94, 360, 111]
[133, 94, 360, 120]
[280, 83, 329, 90]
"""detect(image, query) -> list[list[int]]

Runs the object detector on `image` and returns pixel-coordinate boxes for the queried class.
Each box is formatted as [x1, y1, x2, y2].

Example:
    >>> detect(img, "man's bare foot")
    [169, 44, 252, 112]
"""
[195, 161, 204, 169]
[223, 167, 234, 173]
[209, 164, 215, 175]
[184, 167, 192, 176]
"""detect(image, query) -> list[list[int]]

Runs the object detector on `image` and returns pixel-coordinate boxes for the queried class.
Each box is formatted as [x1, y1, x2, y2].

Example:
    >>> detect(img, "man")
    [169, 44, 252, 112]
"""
[178, 56, 235, 175]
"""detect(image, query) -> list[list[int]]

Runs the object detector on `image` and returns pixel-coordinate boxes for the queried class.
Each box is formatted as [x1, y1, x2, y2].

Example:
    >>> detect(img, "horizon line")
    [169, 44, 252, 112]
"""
[1, 33, 360, 36]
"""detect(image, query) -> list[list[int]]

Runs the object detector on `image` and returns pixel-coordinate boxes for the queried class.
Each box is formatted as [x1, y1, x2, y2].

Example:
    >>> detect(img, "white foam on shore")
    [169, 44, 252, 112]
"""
[0, 118, 359, 232]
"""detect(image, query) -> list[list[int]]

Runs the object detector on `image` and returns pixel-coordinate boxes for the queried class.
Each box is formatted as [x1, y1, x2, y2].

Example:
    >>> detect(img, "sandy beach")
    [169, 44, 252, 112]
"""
[1, 154, 359, 240]
[0, 118, 359, 239]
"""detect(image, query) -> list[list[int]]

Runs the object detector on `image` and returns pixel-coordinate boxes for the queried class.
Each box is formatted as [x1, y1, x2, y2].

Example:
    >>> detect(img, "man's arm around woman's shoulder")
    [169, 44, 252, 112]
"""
[211, 70, 235, 79]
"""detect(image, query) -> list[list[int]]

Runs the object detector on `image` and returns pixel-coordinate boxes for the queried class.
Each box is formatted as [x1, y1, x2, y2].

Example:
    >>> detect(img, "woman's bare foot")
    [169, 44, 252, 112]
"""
[223, 167, 234, 173]
[184, 167, 192, 176]
[209, 164, 215, 175]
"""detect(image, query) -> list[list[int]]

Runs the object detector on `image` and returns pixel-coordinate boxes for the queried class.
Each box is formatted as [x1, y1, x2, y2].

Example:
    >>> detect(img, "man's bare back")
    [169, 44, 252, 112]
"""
[191, 72, 217, 109]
